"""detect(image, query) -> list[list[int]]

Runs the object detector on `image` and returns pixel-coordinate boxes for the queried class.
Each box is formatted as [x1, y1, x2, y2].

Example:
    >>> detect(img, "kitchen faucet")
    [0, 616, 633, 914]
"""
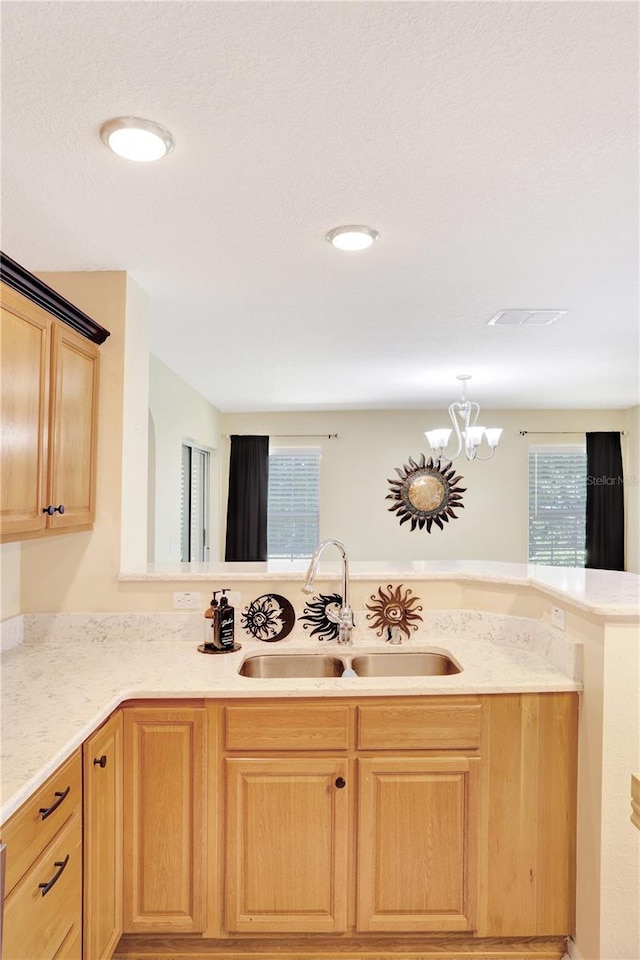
[302, 538, 354, 646]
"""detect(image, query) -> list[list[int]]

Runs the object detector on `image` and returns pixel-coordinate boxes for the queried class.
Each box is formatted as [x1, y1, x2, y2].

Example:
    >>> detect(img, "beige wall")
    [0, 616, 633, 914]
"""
[120, 275, 150, 569]
[563, 607, 640, 960]
[598, 620, 640, 959]
[19, 271, 132, 613]
[0, 543, 21, 620]
[221, 408, 631, 563]
[149, 355, 221, 562]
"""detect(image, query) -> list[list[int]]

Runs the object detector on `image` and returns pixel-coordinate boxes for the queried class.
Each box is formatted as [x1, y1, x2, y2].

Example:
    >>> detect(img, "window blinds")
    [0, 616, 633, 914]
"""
[528, 447, 586, 566]
[267, 449, 320, 559]
[180, 442, 210, 562]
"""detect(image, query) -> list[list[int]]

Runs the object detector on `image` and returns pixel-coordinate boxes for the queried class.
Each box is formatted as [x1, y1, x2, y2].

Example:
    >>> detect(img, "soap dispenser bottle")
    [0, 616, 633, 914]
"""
[218, 589, 235, 650]
[203, 591, 220, 650]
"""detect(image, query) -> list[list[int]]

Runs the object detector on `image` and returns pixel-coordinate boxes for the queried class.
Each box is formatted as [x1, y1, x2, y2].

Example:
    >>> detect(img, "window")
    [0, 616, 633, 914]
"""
[528, 446, 586, 566]
[181, 442, 210, 562]
[267, 447, 320, 559]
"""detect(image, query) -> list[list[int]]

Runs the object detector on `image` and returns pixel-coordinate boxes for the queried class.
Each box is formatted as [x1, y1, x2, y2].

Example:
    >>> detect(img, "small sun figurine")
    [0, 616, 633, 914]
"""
[300, 592, 344, 642]
[386, 453, 465, 533]
[241, 594, 296, 642]
[366, 583, 423, 641]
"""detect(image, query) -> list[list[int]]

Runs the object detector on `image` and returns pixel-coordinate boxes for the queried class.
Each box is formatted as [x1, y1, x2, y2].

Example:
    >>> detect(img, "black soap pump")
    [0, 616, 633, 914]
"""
[218, 589, 235, 650]
[203, 591, 220, 650]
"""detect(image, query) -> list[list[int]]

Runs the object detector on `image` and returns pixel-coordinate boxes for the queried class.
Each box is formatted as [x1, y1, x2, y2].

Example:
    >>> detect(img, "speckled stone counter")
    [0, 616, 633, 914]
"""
[0, 609, 581, 824]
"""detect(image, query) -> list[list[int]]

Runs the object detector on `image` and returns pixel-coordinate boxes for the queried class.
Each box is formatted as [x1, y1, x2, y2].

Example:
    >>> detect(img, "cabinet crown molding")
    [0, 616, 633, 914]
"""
[1, 251, 110, 345]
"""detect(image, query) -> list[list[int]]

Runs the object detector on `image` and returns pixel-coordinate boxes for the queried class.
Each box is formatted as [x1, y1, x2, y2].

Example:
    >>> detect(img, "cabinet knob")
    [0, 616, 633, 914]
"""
[335, 776, 346, 789]
[93, 755, 107, 768]
[42, 504, 65, 515]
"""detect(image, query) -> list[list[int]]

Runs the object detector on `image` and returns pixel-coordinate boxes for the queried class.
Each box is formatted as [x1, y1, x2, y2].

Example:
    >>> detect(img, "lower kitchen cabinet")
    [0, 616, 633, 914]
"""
[3, 692, 575, 959]
[1, 751, 83, 960]
[3, 814, 82, 960]
[122, 703, 207, 934]
[219, 694, 576, 944]
[478, 692, 578, 937]
[222, 701, 482, 938]
[83, 709, 123, 960]
[357, 755, 479, 932]
[225, 757, 350, 933]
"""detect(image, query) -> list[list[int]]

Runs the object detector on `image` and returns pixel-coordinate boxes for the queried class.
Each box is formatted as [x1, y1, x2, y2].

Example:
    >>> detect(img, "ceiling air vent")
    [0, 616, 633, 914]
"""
[487, 309, 566, 326]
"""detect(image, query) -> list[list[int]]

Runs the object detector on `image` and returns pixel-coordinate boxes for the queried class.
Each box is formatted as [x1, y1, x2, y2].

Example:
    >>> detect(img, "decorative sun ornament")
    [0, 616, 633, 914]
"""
[386, 454, 465, 533]
[300, 593, 344, 642]
[366, 583, 423, 642]
[241, 594, 296, 642]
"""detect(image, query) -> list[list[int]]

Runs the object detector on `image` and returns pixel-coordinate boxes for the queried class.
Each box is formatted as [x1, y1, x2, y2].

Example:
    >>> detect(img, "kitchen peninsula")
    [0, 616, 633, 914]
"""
[1, 563, 639, 960]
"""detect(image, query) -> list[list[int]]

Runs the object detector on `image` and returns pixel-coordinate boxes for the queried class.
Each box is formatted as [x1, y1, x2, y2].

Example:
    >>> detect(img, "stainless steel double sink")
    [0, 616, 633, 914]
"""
[238, 651, 461, 679]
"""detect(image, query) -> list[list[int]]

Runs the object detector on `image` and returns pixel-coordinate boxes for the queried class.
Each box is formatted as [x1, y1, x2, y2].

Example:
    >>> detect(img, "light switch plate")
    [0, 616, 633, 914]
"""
[550, 605, 566, 630]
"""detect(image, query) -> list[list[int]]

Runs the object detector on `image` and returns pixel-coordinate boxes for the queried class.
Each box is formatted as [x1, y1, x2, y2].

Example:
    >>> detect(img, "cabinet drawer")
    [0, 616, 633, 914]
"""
[53, 923, 82, 960]
[3, 809, 82, 960]
[2, 750, 81, 894]
[225, 703, 350, 751]
[357, 699, 482, 750]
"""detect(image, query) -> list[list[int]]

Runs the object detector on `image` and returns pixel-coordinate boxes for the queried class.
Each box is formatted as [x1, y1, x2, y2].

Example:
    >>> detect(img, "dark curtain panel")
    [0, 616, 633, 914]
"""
[225, 435, 269, 561]
[585, 432, 624, 571]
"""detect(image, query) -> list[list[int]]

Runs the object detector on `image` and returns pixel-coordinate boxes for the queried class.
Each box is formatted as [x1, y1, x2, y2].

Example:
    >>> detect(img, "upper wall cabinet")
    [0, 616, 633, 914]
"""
[0, 254, 110, 543]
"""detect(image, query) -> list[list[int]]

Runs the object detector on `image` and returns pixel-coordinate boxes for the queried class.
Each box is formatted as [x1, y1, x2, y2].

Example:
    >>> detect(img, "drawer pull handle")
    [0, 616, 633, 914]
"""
[39, 785, 70, 820]
[42, 504, 65, 515]
[335, 776, 346, 789]
[39, 854, 69, 896]
[94, 755, 107, 768]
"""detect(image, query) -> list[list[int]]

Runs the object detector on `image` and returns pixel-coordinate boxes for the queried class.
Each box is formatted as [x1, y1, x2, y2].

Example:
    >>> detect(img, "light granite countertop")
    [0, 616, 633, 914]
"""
[0, 609, 581, 825]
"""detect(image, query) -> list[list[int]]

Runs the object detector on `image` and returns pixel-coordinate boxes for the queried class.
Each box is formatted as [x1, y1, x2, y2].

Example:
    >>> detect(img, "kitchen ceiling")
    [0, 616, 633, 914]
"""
[1, 1, 638, 412]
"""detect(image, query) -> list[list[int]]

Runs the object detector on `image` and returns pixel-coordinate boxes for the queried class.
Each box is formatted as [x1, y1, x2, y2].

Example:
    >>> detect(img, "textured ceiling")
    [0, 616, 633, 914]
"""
[1, 1, 638, 411]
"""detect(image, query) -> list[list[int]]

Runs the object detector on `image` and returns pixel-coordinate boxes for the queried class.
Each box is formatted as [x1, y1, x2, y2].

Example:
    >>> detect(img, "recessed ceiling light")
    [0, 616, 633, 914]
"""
[326, 225, 379, 251]
[487, 309, 567, 326]
[100, 117, 175, 162]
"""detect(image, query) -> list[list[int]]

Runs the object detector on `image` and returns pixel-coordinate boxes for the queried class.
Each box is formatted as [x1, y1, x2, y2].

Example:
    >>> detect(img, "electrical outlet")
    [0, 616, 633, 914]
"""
[550, 605, 565, 631]
[173, 591, 201, 610]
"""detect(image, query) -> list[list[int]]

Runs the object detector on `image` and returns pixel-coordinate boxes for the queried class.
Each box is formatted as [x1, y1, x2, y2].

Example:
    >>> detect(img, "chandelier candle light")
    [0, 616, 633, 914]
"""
[425, 375, 503, 462]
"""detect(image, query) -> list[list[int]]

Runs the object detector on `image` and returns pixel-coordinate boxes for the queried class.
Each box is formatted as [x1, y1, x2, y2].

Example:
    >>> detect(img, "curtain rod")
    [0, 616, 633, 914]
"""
[223, 433, 339, 440]
[519, 430, 628, 436]
[269, 433, 339, 439]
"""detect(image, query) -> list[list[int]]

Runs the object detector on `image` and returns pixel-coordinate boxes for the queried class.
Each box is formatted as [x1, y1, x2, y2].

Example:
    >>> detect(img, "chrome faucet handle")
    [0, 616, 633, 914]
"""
[337, 605, 354, 646]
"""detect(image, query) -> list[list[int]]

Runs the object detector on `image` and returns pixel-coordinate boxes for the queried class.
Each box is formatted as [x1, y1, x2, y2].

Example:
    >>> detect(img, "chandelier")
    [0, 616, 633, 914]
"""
[425, 375, 503, 462]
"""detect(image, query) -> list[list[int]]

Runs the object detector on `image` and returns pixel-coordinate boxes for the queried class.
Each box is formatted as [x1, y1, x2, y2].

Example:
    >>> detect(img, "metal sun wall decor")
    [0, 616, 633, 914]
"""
[300, 593, 345, 642]
[386, 454, 466, 533]
[241, 593, 296, 642]
[366, 583, 423, 643]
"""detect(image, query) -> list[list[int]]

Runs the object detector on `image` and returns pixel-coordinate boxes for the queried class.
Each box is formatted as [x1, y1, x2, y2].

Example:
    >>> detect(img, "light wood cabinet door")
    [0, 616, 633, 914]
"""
[0, 282, 100, 541]
[357, 756, 479, 933]
[225, 757, 349, 933]
[122, 705, 207, 934]
[83, 710, 123, 960]
[48, 322, 99, 530]
[0, 293, 50, 538]
[478, 692, 578, 937]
